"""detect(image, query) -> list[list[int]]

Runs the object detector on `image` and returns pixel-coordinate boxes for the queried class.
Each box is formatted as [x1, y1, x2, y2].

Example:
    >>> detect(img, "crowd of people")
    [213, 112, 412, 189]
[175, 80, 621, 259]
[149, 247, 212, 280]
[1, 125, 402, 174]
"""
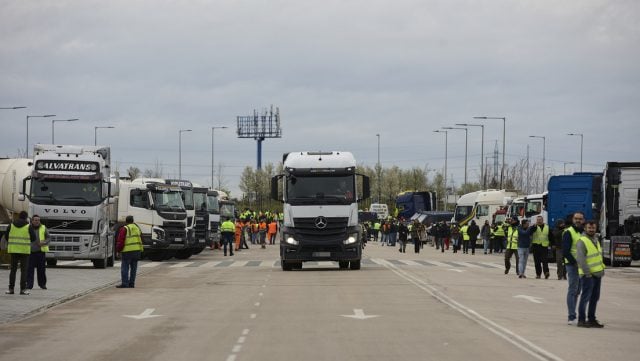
[218, 208, 282, 256]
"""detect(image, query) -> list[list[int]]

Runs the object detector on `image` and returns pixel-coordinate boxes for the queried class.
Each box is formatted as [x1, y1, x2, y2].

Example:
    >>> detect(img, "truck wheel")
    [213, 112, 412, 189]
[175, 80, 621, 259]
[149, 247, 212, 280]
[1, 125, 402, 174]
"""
[350, 260, 361, 270]
[281, 261, 293, 271]
[46, 259, 57, 267]
[148, 252, 165, 262]
[175, 249, 192, 260]
[338, 261, 349, 269]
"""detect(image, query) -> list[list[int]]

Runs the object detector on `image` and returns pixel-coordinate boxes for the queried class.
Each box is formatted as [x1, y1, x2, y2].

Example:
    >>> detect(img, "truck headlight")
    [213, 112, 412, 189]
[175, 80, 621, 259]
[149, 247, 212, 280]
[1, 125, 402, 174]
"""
[91, 235, 101, 247]
[152, 227, 165, 241]
[343, 234, 358, 245]
[285, 236, 299, 245]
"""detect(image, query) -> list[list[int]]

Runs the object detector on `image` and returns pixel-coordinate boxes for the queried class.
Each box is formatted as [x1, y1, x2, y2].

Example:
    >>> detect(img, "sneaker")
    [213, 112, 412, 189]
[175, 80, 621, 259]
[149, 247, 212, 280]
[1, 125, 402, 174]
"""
[588, 320, 604, 328]
[536, 275, 541, 279]
[567, 319, 578, 326]
[545, 273, 550, 279]
[577, 321, 591, 328]
[505, 269, 509, 274]
[5, 289, 14, 295]
[40, 286, 47, 290]
[19, 290, 30, 295]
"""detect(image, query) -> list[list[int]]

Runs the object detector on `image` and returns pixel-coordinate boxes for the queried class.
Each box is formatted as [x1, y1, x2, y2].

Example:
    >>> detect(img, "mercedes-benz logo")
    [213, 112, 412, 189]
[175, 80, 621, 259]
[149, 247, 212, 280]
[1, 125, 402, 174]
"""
[314, 216, 327, 229]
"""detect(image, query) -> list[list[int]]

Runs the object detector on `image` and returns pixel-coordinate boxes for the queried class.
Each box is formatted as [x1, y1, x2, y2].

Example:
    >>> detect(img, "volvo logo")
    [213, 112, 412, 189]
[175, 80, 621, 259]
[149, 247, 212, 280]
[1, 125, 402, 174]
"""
[62, 222, 69, 228]
[314, 216, 328, 229]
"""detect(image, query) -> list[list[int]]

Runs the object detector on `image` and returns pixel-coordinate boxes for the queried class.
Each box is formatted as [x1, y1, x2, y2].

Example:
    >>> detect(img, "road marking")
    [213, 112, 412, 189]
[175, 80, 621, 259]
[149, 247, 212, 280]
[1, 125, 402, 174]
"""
[456, 261, 482, 268]
[413, 260, 436, 266]
[226, 355, 236, 361]
[242, 329, 250, 335]
[113, 262, 121, 267]
[245, 260, 262, 267]
[379, 260, 564, 361]
[141, 262, 162, 268]
[201, 261, 224, 268]
[513, 295, 544, 304]
[230, 261, 249, 267]
[169, 262, 194, 268]
[399, 260, 422, 266]
[57, 260, 83, 266]
[467, 262, 495, 268]
[258, 292, 264, 297]
[447, 269, 465, 273]
[123, 308, 163, 320]
[254, 302, 261, 307]
[422, 260, 451, 267]
[250, 313, 257, 319]
[216, 260, 235, 267]
[481, 262, 504, 269]
[237, 336, 246, 344]
[341, 309, 380, 320]
[317, 261, 335, 267]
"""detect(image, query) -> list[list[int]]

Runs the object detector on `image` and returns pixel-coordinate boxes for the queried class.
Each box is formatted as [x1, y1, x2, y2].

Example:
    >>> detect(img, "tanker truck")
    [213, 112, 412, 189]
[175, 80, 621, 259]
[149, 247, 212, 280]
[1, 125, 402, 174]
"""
[0, 158, 32, 264]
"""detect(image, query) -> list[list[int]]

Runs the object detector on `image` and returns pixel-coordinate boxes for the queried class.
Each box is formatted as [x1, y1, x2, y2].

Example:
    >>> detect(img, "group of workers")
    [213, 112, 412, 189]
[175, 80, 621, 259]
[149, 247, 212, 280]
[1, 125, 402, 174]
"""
[218, 209, 281, 256]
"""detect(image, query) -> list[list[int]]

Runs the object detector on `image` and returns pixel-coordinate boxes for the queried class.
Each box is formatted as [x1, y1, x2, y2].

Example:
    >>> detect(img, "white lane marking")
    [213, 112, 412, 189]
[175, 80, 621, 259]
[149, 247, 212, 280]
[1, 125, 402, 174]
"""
[226, 355, 237, 361]
[141, 262, 162, 268]
[242, 329, 250, 335]
[254, 302, 261, 307]
[169, 262, 194, 268]
[369, 258, 386, 265]
[258, 293, 264, 297]
[400, 260, 422, 266]
[481, 262, 504, 269]
[447, 269, 465, 273]
[200, 261, 224, 268]
[456, 261, 482, 268]
[424, 260, 451, 267]
[232, 345, 242, 353]
[317, 261, 335, 267]
[237, 336, 246, 344]
[379, 260, 564, 361]
[250, 313, 257, 319]
[229, 261, 249, 267]
[340, 309, 380, 320]
[123, 308, 163, 320]
[514, 295, 545, 304]
[262, 285, 266, 288]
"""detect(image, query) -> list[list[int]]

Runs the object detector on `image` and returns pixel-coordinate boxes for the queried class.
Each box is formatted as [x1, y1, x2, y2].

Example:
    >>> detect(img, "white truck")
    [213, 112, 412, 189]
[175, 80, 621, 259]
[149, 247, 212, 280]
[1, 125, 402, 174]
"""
[113, 178, 188, 261]
[507, 192, 548, 224]
[1, 145, 116, 268]
[0, 158, 32, 264]
[271, 151, 370, 271]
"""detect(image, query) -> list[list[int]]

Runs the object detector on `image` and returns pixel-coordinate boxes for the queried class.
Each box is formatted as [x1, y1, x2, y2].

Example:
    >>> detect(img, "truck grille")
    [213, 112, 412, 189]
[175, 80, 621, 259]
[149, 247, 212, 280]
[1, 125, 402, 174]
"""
[210, 222, 219, 232]
[293, 217, 349, 242]
[49, 235, 81, 252]
[41, 219, 93, 231]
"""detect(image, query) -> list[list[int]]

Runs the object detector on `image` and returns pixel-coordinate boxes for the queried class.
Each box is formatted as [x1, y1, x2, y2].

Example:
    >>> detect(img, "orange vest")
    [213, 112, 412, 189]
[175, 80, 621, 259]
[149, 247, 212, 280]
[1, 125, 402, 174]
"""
[268, 222, 277, 234]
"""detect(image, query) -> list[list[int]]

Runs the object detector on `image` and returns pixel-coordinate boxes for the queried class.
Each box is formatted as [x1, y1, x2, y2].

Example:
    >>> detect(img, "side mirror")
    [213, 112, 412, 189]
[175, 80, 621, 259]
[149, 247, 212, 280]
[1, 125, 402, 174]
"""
[358, 174, 370, 202]
[20, 176, 32, 201]
[18, 194, 25, 201]
[271, 175, 284, 202]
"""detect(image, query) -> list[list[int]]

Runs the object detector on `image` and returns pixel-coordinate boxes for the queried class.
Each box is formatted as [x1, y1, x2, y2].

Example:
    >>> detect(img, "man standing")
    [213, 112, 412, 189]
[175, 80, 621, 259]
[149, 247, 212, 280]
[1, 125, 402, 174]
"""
[411, 220, 424, 254]
[468, 220, 480, 255]
[492, 221, 507, 253]
[576, 220, 605, 328]
[398, 220, 408, 253]
[504, 216, 520, 275]
[552, 219, 567, 280]
[563, 211, 585, 326]
[220, 217, 236, 256]
[4, 211, 35, 295]
[531, 216, 551, 279]
[517, 219, 532, 279]
[116, 216, 143, 288]
[460, 223, 470, 254]
[481, 220, 491, 255]
[27, 215, 50, 290]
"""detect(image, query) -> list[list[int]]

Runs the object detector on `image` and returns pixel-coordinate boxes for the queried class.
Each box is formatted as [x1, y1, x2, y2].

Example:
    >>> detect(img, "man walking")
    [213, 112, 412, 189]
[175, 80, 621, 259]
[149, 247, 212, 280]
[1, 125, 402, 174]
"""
[460, 223, 470, 254]
[220, 217, 235, 256]
[576, 220, 605, 328]
[4, 211, 35, 295]
[116, 216, 143, 288]
[563, 211, 585, 325]
[398, 220, 408, 253]
[468, 220, 480, 255]
[504, 217, 520, 275]
[27, 215, 50, 290]
[531, 216, 551, 279]
[517, 219, 532, 279]
[481, 220, 491, 254]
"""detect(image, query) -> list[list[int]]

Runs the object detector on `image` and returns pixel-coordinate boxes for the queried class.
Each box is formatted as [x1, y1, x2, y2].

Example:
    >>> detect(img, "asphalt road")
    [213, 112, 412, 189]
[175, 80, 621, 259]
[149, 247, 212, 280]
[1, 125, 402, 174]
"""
[1, 241, 639, 361]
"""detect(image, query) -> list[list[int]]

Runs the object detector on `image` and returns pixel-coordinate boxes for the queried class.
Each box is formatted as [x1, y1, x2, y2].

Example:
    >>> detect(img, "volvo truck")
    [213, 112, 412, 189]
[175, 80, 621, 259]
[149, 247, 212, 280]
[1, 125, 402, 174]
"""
[271, 151, 370, 271]
[191, 184, 209, 254]
[207, 190, 221, 247]
[0, 158, 32, 264]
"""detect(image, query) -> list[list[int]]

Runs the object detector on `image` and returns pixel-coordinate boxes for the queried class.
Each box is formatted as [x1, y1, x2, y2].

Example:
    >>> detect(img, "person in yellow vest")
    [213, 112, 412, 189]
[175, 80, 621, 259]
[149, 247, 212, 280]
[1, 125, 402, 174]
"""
[4, 211, 36, 295]
[27, 215, 50, 290]
[220, 217, 236, 256]
[576, 220, 605, 328]
[460, 224, 470, 254]
[116, 216, 143, 288]
[504, 216, 520, 275]
[530, 216, 551, 279]
[562, 211, 585, 325]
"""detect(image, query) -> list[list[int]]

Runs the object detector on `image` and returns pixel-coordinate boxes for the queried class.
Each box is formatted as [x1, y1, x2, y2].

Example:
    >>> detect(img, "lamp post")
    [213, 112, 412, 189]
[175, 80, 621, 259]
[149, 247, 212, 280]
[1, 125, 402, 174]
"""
[94, 126, 115, 145]
[443, 126, 468, 185]
[51, 118, 79, 143]
[0, 106, 26, 110]
[376, 133, 381, 203]
[434, 130, 448, 210]
[179, 129, 192, 180]
[456, 123, 485, 188]
[563, 161, 575, 175]
[528, 135, 546, 193]
[567, 133, 584, 172]
[474, 116, 506, 188]
[26, 114, 56, 157]
[211, 126, 228, 188]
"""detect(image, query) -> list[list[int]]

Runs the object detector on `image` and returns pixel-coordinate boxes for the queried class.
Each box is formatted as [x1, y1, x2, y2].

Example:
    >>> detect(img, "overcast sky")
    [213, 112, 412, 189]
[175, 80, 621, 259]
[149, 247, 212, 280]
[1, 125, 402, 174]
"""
[1, 0, 638, 196]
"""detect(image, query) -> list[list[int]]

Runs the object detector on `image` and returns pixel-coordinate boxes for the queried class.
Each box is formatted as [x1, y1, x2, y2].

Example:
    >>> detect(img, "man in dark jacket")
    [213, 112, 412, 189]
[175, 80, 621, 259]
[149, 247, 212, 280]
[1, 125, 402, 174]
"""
[468, 220, 480, 255]
[551, 219, 567, 280]
[398, 221, 409, 253]
[3, 211, 36, 295]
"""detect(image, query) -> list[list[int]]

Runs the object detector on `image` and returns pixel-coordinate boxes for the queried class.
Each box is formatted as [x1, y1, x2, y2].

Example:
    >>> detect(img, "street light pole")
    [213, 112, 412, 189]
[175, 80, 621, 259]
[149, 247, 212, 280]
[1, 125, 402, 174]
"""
[474, 116, 506, 188]
[456, 123, 485, 188]
[94, 126, 115, 146]
[211, 126, 228, 188]
[26, 114, 56, 157]
[434, 130, 448, 210]
[443, 126, 468, 185]
[567, 133, 584, 171]
[52, 118, 79, 144]
[0, 106, 26, 110]
[528, 135, 546, 193]
[376, 133, 381, 203]
[179, 129, 192, 180]
[563, 161, 575, 175]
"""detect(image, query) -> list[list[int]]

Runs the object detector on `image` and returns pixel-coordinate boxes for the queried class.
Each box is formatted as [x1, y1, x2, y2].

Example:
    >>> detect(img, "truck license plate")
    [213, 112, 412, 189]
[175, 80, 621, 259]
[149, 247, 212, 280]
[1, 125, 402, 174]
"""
[312, 252, 331, 257]
[175, 238, 182, 242]
[199, 239, 205, 243]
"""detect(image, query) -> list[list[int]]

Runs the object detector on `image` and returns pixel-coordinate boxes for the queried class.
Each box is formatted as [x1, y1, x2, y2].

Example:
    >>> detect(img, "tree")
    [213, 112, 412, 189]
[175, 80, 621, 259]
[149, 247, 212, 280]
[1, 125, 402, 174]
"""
[127, 166, 140, 180]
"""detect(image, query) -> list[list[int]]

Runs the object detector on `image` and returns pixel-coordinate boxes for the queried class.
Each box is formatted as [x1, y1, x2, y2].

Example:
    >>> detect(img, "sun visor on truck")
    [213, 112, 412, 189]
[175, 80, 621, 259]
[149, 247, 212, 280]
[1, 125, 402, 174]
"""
[285, 167, 355, 176]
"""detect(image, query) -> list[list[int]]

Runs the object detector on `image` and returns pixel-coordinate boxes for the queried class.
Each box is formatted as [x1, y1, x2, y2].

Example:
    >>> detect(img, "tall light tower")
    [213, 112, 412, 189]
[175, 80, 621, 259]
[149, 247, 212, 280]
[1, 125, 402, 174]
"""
[237, 106, 282, 170]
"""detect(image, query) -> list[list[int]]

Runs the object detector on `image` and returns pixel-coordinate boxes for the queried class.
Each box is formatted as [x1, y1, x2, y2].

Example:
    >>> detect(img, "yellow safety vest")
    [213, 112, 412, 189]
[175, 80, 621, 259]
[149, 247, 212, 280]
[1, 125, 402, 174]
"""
[531, 224, 549, 247]
[8, 224, 31, 255]
[220, 220, 235, 233]
[460, 226, 470, 241]
[494, 225, 505, 237]
[577, 236, 605, 276]
[564, 227, 581, 264]
[122, 224, 143, 253]
[506, 226, 518, 250]
[35, 225, 49, 252]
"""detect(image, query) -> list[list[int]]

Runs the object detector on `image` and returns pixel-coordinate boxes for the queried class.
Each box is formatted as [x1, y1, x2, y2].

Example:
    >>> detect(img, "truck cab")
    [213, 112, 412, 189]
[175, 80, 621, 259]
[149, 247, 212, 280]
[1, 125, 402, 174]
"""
[191, 185, 209, 254]
[207, 190, 221, 247]
[271, 151, 370, 271]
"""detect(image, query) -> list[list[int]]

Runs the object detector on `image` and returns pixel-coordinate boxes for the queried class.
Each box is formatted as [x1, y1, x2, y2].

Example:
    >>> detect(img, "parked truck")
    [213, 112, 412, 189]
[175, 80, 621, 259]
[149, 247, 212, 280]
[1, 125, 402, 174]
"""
[1, 145, 116, 268]
[395, 191, 437, 220]
[0, 158, 33, 264]
[271, 151, 370, 271]
[207, 190, 221, 247]
[191, 184, 209, 254]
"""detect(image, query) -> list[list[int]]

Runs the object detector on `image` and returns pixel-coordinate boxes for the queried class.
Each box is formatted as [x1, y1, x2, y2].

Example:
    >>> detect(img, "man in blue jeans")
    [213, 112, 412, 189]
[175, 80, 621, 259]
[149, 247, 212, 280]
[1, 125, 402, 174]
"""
[576, 220, 605, 328]
[116, 216, 143, 288]
[562, 212, 585, 325]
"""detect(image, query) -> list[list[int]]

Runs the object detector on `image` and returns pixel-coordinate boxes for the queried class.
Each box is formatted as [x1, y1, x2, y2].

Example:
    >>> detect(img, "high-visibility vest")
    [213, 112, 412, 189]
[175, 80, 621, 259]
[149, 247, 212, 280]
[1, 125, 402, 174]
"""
[373, 223, 380, 231]
[460, 225, 470, 241]
[220, 220, 235, 233]
[268, 222, 277, 234]
[494, 225, 505, 237]
[259, 222, 267, 233]
[36, 225, 49, 252]
[577, 236, 605, 276]
[531, 224, 549, 247]
[564, 227, 582, 264]
[122, 224, 143, 252]
[8, 224, 31, 255]
[506, 226, 518, 250]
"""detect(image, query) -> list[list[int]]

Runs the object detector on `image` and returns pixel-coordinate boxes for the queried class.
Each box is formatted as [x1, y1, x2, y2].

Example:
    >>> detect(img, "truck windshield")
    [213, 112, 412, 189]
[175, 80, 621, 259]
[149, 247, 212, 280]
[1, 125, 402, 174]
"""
[286, 175, 355, 205]
[193, 192, 208, 212]
[181, 189, 194, 210]
[207, 195, 220, 214]
[30, 179, 103, 206]
[454, 205, 473, 222]
[509, 202, 525, 219]
[152, 190, 185, 210]
[220, 203, 235, 219]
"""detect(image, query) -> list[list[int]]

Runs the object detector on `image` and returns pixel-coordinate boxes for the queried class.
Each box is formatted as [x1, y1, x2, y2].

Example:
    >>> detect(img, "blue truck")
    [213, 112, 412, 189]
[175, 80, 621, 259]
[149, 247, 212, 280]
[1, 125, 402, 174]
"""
[395, 191, 437, 220]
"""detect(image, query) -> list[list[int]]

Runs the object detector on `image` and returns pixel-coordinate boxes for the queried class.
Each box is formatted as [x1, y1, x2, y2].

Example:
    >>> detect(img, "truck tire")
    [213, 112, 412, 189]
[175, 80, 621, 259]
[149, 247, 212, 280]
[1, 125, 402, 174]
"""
[148, 252, 165, 262]
[350, 260, 361, 270]
[46, 259, 57, 267]
[338, 261, 349, 269]
[174, 249, 192, 260]
[281, 260, 293, 271]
